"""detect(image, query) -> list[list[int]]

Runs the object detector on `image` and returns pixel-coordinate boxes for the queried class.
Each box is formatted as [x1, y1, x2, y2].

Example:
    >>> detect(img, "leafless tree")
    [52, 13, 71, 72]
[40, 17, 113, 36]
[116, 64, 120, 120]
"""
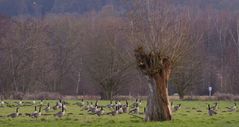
[171, 53, 203, 99]
[130, 0, 202, 121]
[84, 9, 133, 100]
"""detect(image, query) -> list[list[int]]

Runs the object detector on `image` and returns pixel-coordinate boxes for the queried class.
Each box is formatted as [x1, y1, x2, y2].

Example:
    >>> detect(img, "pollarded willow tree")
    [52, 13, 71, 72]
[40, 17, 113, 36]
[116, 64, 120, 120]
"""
[129, 0, 202, 121]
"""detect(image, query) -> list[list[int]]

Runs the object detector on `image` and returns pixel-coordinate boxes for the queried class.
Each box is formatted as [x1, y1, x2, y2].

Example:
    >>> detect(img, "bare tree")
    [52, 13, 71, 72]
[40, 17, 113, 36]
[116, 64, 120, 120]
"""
[46, 15, 83, 93]
[171, 53, 203, 99]
[1, 18, 51, 93]
[130, 0, 202, 121]
[84, 9, 133, 100]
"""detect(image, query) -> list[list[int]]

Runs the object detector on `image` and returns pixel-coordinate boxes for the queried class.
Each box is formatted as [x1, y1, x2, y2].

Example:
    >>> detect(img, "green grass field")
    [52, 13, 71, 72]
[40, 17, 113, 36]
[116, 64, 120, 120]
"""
[0, 100, 238, 127]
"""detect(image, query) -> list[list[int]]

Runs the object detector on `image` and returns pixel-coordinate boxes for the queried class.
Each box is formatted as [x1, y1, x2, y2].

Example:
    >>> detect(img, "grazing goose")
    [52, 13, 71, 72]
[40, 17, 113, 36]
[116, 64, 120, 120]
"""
[227, 103, 237, 112]
[8, 107, 20, 118]
[44, 103, 51, 112]
[54, 104, 65, 118]
[173, 104, 181, 112]
[211, 102, 218, 110]
[208, 105, 217, 116]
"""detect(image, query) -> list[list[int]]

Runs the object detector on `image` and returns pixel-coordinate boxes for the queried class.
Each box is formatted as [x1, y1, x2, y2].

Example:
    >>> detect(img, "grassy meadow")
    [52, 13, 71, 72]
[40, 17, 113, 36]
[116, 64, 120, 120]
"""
[0, 100, 238, 127]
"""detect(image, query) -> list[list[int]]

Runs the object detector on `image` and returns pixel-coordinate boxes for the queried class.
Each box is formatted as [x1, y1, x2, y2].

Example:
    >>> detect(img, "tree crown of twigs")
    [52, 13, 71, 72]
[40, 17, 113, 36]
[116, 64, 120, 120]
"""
[134, 46, 171, 77]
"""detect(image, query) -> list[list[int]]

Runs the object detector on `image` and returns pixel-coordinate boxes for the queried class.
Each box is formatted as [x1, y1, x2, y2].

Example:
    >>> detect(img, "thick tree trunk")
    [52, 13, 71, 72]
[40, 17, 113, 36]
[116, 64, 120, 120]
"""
[134, 46, 173, 121]
[145, 73, 172, 121]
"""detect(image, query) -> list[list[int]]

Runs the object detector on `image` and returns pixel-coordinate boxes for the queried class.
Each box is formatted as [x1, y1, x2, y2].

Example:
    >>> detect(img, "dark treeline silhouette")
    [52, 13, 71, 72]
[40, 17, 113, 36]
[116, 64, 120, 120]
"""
[1, 0, 239, 17]
[0, 1, 239, 99]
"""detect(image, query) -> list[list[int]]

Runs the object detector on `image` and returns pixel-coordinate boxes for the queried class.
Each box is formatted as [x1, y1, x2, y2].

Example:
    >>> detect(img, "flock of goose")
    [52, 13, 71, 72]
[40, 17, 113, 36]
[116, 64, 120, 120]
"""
[0, 99, 144, 119]
[0, 99, 237, 119]
[207, 102, 237, 116]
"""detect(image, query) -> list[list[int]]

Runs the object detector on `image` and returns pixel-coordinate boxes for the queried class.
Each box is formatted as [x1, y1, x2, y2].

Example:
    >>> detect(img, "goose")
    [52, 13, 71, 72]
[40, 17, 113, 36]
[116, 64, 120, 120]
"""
[76, 99, 84, 107]
[53, 102, 59, 110]
[33, 106, 38, 114]
[173, 104, 181, 112]
[131, 99, 139, 108]
[138, 100, 142, 106]
[57, 99, 63, 108]
[129, 104, 139, 114]
[227, 103, 237, 112]
[106, 101, 114, 109]
[62, 101, 67, 111]
[118, 100, 122, 106]
[26, 106, 38, 117]
[44, 103, 51, 112]
[18, 100, 23, 106]
[211, 102, 218, 110]
[80, 99, 85, 105]
[114, 101, 118, 108]
[95, 100, 99, 107]
[0, 100, 5, 107]
[107, 106, 119, 116]
[53, 99, 63, 110]
[32, 100, 36, 105]
[8, 107, 20, 118]
[208, 104, 217, 116]
[89, 102, 94, 109]
[118, 105, 124, 114]
[83, 101, 90, 110]
[144, 107, 146, 114]
[88, 105, 99, 113]
[32, 106, 42, 118]
[95, 107, 104, 116]
[122, 102, 129, 113]
[54, 104, 65, 118]
[40, 100, 44, 106]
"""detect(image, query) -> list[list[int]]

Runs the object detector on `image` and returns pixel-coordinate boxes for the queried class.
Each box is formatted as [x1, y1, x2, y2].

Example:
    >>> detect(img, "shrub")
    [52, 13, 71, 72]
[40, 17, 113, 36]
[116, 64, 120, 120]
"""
[214, 92, 238, 101]
[24, 92, 61, 100]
